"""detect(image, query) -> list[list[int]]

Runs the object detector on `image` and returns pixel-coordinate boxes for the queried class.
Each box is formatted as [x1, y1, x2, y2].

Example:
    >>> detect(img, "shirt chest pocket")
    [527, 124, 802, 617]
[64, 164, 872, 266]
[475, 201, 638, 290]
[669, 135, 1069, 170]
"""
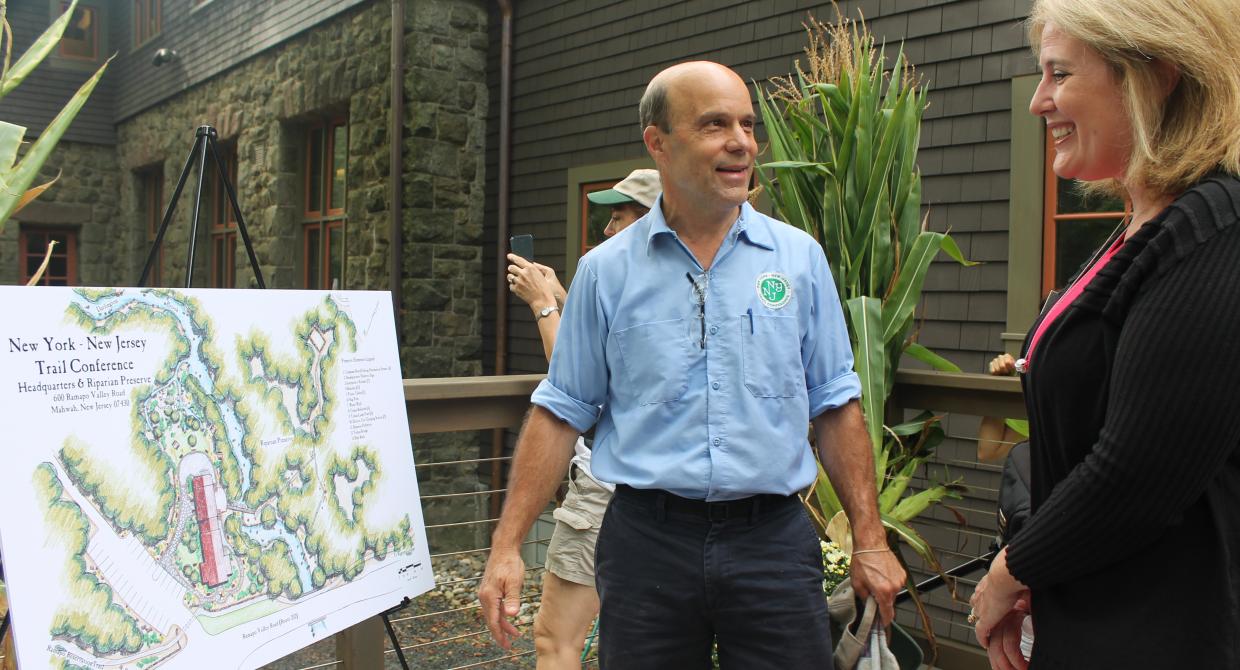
[741, 314, 804, 398]
[615, 318, 691, 405]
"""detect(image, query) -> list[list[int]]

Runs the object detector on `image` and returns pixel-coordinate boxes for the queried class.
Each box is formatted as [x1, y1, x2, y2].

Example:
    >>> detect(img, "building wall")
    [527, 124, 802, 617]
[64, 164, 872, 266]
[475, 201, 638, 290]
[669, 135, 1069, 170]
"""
[0, 0, 118, 143]
[485, 0, 1039, 378]
[113, 0, 371, 122]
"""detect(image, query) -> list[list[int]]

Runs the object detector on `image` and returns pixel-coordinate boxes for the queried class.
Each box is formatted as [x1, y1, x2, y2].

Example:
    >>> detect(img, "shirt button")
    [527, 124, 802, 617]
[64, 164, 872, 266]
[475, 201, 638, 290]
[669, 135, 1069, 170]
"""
[711, 381, 720, 390]
[709, 325, 718, 335]
[713, 438, 721, 446]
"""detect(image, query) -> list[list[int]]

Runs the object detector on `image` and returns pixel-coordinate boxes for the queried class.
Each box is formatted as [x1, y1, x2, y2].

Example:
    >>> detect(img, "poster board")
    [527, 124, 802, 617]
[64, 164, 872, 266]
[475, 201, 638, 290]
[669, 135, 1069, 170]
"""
[0, 287, 432, 669]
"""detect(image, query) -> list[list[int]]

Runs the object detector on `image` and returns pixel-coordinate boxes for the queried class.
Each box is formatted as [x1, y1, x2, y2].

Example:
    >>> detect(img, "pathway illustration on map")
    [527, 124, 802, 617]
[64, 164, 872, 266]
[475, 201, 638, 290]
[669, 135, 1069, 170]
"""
[0, 287, 432, 669]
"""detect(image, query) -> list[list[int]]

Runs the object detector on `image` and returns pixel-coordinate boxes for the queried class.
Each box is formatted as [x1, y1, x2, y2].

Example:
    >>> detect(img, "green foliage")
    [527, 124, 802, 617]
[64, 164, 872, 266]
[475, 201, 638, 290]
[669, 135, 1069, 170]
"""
[33, 463, 148, 656]
[756, 12, 971, 588]
[59, 436, 174, 543]
[0, 0, 110, 234]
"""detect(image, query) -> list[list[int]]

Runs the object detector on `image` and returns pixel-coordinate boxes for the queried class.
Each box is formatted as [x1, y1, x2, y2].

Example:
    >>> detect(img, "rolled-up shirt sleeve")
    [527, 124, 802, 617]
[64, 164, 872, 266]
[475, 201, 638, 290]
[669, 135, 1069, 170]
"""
[530, 257, 608, 433]
[803, 246, 861, 418]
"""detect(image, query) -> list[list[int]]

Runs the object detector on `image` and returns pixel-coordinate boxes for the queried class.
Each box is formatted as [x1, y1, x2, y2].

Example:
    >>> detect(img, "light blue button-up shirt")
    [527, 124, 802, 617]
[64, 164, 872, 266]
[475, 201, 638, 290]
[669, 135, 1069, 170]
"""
[531, 199, 861, 501]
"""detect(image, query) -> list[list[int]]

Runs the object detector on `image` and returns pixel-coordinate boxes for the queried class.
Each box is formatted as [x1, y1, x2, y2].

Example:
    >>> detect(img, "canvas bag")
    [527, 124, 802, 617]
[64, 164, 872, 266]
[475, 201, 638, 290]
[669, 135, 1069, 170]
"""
[828, 581, 898, 670]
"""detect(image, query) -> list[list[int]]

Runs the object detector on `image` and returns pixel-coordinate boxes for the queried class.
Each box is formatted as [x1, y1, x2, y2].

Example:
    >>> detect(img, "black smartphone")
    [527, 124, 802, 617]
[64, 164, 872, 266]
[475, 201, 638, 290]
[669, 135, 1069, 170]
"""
[510, 234, 534, 261]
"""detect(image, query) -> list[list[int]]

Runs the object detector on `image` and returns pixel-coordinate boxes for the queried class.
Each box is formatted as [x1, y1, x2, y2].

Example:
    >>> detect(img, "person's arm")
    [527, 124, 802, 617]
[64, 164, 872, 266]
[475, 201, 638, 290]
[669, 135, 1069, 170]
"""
[481, 256, 607, 648]
[478, 406, 578, 648]
[506, 253, 565, 363]
[978, 354, 1021, 463]
[813, 402, 906, 624]
[800, 244, 905, 623]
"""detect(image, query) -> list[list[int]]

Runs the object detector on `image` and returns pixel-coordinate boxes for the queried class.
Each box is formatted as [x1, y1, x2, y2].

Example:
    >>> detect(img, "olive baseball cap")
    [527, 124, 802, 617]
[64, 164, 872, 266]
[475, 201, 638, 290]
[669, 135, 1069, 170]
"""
[586, 169, 661, 209]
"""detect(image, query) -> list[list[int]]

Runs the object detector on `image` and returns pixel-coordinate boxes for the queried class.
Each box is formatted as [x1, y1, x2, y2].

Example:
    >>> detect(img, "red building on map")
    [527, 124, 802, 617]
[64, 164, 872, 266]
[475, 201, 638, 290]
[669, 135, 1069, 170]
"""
[192, 473, 232, 587]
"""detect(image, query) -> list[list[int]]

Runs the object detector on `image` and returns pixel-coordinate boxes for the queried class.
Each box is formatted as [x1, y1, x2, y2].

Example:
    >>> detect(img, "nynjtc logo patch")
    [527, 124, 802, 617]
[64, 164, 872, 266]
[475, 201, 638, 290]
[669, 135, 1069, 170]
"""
[756, 272, 792, 309]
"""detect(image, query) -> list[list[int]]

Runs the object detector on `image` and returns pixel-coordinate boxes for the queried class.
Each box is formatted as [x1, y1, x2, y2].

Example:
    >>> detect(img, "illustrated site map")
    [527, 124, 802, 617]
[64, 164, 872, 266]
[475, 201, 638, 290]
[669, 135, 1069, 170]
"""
[0, 287, 432, 670]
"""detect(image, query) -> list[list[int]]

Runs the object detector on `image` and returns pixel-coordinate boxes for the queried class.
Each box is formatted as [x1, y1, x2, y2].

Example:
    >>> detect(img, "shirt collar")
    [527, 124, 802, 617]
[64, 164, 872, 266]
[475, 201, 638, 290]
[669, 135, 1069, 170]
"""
[645, 198, 775, 254]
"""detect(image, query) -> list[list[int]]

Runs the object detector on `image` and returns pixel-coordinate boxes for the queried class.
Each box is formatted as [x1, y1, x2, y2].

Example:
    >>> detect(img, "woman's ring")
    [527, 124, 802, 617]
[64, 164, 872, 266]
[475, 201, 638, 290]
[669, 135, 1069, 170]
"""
[967, 610, 978, 624]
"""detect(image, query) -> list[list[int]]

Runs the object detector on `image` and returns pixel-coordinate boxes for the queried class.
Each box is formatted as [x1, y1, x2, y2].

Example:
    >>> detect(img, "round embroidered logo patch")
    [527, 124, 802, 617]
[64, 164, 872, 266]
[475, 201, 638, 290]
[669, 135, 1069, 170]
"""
[756, 272, 792, 309]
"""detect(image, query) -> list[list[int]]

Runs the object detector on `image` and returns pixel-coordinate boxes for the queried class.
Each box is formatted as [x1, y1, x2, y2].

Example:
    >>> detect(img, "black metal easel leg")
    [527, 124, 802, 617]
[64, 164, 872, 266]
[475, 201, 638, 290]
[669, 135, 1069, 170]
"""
[382, 609, 411, 670]
[136, 125, 267, 290]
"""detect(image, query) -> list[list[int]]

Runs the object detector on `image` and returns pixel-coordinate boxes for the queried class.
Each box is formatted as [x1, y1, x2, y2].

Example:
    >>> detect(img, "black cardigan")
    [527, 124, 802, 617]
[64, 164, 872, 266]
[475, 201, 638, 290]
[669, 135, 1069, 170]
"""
[1006, 173, 1240, 668]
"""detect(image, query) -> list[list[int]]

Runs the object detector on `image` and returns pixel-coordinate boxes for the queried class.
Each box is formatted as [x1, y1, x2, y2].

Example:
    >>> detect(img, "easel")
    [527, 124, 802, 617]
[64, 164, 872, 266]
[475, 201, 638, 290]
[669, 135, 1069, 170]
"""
[138, 125, 266, 288]
[381, 597, 414, 669]
[141, 126, 414, 669]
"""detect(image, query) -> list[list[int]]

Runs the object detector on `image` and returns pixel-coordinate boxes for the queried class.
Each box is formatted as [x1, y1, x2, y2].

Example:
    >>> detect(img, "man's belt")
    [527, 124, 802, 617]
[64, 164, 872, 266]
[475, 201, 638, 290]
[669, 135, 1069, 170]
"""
[614, 484, 798, 522]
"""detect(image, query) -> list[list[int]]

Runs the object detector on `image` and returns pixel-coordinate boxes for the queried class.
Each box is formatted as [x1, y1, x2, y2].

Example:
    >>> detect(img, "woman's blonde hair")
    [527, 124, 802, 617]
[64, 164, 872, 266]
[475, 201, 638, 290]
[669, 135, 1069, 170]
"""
[1029, 0, 1240, 199]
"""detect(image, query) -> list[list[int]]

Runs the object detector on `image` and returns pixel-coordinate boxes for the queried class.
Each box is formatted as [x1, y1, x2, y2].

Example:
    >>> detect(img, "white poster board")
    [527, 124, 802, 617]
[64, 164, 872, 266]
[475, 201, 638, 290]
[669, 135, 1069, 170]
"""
[0, 287, 432, 669]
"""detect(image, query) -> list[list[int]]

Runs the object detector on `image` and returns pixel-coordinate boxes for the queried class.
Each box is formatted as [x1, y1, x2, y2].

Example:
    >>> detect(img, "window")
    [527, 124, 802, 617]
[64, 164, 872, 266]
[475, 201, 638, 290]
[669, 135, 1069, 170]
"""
[564, 158, 653, 284]
[140, 168, 164, 286]
[1040, 136, 1129, 296]
[20, 228, 77, 286]
[59, 2, 97, 61]
[303, 119, 347, 289]
[133, 0, 160, 46]
[206, 146, 238, 288]
[579, 180, 619, 257]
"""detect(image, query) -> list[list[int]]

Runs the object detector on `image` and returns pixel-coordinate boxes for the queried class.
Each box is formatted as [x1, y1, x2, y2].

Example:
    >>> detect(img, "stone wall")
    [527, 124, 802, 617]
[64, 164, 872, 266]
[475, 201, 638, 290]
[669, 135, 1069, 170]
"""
[101, 0, 491, 552]
[0, 141, 122, 286]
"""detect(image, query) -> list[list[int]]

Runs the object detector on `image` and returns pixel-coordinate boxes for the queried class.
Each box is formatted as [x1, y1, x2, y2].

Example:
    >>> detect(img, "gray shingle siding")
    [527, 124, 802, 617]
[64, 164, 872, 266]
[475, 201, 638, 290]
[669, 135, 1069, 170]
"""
[485, 1, 1039, 379]
[112, 0, 370, 122]
[0, 0, 118, 143]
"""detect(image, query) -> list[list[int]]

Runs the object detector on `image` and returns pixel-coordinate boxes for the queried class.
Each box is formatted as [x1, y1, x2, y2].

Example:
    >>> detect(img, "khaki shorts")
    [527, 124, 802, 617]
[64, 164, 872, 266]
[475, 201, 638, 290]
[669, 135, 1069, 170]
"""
[544, 467, 612, 588]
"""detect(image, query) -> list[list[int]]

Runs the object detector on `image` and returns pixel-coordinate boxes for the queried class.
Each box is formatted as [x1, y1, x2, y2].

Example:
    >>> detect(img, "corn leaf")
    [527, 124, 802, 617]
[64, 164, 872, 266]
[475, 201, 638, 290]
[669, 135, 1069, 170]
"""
[1, 0, 77, 99]
[904, 341, 963, 372]
[0, 55, 109, 230]
[889, 482, 965, 523]
[14, 172, 58, 215]
[24, 239, 57, 286]
[846, 296, 887, 454]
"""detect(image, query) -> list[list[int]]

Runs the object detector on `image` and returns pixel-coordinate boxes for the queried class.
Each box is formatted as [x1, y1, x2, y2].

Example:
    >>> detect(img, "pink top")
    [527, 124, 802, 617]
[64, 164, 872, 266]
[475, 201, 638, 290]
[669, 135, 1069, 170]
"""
[1025, 237, 1126, 364]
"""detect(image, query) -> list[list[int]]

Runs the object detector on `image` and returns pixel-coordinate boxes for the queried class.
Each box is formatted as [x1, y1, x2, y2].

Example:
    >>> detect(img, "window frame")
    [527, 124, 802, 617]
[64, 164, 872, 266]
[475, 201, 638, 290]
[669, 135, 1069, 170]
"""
[57, 1, 99, 62]
[208, 145, 238, 288]
[133, 0, 161, 48]
[19, 227, 78, 286]
[139, 166, 164, 287]
[302, 118, 348, 290]
[1039, 136, 1130, 297]
[578, 179, 620, 257]
[564, 158, 654, 285]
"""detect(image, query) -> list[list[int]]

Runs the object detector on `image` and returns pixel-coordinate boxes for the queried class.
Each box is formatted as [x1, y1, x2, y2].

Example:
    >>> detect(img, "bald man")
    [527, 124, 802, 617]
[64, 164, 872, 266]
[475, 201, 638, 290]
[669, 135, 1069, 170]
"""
[479, 61, 904, 669]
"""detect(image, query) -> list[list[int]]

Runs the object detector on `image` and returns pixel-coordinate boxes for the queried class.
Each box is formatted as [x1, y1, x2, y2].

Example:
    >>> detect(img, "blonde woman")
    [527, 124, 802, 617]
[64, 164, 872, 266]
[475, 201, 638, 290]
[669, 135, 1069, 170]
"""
[969, 1, 1240, 668]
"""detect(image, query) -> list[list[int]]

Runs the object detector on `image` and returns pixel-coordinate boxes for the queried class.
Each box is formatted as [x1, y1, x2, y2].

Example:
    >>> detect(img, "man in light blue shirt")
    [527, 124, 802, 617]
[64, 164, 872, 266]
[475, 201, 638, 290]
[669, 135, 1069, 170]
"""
[480, 61, 904, 669]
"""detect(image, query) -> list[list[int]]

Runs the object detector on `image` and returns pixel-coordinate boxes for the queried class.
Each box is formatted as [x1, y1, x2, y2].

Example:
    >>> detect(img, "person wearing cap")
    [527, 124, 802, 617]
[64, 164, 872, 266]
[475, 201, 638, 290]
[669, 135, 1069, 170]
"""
[481, 61, 902, 668]
[586, 168, 660, 237]
[504, 168, 661, 669]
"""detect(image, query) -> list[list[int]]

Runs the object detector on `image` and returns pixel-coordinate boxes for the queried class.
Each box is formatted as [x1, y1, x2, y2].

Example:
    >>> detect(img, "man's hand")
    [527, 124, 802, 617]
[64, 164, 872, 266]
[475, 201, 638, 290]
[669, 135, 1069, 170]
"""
[849, 548, 906, 625]
[478, 546, 526, 649]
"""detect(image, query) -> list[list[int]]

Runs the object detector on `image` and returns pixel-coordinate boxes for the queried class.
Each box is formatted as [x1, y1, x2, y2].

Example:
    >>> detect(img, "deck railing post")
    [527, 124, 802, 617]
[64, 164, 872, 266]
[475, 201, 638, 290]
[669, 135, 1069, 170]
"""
[336, 616, 385, 669]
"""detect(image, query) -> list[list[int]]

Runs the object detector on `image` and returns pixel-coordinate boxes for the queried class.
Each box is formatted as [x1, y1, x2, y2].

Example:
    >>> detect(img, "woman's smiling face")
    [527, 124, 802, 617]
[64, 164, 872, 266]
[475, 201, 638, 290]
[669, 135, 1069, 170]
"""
[1030, 23, 1134, 182]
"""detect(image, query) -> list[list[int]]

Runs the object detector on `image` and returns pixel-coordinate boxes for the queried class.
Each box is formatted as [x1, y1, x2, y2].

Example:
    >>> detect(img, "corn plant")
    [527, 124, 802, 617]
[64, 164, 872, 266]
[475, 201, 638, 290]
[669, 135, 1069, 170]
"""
[0, 0, 110, 237]
[756, 10, 974, 646]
